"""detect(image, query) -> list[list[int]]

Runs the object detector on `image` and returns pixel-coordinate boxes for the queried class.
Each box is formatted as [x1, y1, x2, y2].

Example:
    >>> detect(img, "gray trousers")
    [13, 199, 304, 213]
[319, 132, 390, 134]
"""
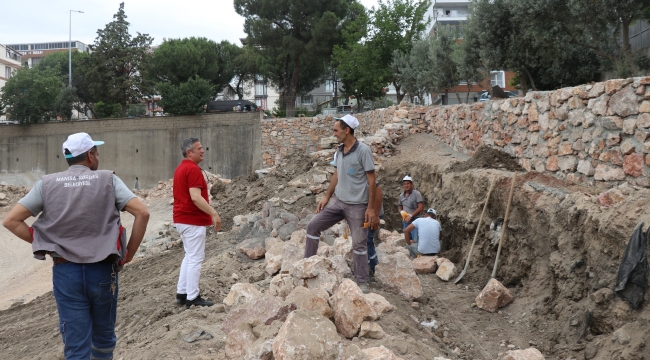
[305, 195, 369, 283]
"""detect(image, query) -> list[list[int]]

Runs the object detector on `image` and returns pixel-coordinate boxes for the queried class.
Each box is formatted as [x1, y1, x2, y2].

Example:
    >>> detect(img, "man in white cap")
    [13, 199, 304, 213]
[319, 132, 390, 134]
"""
[2, 132, 150, 359]
[398, 175, 423, 242]
[304, 114, 378, 293]
[404, 208, 441, 258]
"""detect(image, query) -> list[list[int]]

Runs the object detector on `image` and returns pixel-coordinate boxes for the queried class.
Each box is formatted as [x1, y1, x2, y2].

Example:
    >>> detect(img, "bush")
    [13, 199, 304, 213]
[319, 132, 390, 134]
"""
[157, 76, 214, 115]
[93, 102, 122, 118]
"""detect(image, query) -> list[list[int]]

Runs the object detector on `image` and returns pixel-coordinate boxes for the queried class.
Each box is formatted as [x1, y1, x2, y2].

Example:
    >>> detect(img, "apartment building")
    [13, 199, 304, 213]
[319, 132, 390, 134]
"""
[1, 45, 22, 90]
[7, 41, 91, 68]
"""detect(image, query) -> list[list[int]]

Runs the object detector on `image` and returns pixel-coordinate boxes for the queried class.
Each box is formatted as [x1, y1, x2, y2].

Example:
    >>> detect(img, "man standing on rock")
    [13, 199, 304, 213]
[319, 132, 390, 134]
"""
[2, 132, 150, 359]
[398, 175, 424, 242]
[174, 138, 222, 308]
[304, 114, 378, 294]
[405, 208, 441, 258]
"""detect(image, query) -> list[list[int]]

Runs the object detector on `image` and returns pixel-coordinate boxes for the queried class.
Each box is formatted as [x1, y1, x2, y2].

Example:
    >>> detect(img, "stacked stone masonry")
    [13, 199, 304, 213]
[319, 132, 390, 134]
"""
[262, 76, 650, 188]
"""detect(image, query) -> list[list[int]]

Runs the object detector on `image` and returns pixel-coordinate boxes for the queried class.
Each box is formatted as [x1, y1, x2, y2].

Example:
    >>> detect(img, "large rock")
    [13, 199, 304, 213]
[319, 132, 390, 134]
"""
[291, 256, 342, 294]
[500, 347, 545, 360]
[244, 322, 282, 360]
[265, 242, 285, 275]
[237, 237, 266, 259]
[278, 222, 298, 240]
[361, 346, 404, 360]
[330, 254, 352, 277]
[376, 242, 410, 257]
[221, 294, 286, 334]
[264, 237, 283, 250]
[623, 153, 644, 177]
[225, 323, 257, 359]
[412, 256, 439, 274]
[476, 278, 514, 313]
[608, 85, 639, 117]
[331, 279, 378, 338]
[272, 309, 343, 360]
[436, 258, 458, 281]
[594, 164, 626, 181]
[333, 236, 353, 264]
[364, 293, 394, 316]
[280, 241, 305, 273]
[359, 321, 386, 339]
[376, 252, 423, 300]
[286, 286, 333, 319]
[268, 273, 297, 299]
[223, 283, 262, 307]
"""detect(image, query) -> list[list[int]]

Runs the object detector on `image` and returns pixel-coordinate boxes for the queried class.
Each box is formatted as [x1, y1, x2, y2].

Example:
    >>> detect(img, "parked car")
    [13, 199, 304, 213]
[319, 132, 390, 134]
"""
[0, 120, 20, 125]
[478, 90, 518, 102]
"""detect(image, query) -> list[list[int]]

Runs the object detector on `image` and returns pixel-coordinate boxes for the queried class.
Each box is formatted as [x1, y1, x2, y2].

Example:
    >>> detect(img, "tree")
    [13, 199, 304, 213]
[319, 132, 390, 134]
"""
[231, 45, 259, 100]
[0, 67, 63, 123]
[38, 50, 95, 117]
[53, 86, 79, 120]
[157, 76, 214, 116]
[149, 37, 237, 96]
[235, 0, 353, 117]
[85, 3, 153, 117]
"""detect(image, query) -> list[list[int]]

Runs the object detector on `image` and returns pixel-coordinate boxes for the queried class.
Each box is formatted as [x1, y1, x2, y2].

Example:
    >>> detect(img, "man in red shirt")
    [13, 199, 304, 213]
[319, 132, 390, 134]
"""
[173, 137, 222, 308]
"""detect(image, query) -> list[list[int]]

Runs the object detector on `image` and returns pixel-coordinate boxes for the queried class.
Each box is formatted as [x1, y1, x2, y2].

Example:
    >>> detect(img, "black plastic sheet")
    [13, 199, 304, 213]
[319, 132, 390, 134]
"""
[614, 222, 648, 309]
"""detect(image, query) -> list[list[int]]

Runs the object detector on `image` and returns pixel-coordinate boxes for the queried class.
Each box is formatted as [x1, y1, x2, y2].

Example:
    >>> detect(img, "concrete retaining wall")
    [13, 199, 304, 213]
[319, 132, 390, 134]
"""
[0, 113, 262, 188]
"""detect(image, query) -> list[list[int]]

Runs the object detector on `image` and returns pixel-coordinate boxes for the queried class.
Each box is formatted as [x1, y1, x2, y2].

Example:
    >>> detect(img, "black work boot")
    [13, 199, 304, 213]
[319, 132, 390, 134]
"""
[176, 293, 187, 305]
[185, 295, 214, 309]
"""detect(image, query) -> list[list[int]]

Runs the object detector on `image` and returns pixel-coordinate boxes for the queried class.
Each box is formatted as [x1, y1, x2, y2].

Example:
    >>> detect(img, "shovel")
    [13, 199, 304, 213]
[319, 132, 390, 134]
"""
[454, 180, 495, 284]
[491, 172, 517, 279]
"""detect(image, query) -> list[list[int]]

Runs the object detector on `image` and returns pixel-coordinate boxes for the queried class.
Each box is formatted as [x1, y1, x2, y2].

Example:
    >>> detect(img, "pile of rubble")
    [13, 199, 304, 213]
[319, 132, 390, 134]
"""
[218, 200, 538, 359]
[0, 183, 30, 208]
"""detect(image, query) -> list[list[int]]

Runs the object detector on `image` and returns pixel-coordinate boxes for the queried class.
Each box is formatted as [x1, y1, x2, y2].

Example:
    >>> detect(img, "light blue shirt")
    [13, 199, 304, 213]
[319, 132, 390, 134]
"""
[412, 217, 441, 254]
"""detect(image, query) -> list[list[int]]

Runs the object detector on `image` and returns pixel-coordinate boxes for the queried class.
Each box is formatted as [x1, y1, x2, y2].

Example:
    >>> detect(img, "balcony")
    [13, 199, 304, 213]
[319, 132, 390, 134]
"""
[433, 0, 470, 5]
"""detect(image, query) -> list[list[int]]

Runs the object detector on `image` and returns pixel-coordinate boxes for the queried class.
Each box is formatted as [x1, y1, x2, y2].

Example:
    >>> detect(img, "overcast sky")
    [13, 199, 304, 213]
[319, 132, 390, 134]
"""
[2, 0, 380, 47]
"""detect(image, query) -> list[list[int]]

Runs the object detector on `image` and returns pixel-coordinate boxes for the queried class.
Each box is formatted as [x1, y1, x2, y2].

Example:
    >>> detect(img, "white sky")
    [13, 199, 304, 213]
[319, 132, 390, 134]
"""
[2, 0, 380, 47]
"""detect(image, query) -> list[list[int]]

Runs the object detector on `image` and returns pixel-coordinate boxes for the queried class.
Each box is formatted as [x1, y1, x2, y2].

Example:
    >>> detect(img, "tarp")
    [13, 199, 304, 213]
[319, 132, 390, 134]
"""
[614, 222, 648, 309]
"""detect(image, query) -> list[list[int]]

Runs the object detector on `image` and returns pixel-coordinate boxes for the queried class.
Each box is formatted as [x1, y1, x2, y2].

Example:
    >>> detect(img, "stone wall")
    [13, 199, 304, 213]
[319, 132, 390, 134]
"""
[262, 76, 650, 188]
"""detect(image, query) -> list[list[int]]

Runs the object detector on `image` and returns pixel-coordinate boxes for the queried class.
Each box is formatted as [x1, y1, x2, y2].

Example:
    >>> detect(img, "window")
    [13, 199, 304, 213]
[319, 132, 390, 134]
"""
[255, 99, 262, 107]
[325, 80, 334, 91]
[490, 71, 506, 88]
[301, 96, 312, 104]
[255, 83, 267, 96]
[5, 67, 11, 79]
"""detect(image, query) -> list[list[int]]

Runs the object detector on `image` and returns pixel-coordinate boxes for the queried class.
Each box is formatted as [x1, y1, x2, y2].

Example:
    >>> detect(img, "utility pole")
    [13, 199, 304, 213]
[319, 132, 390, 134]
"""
[69, 10, 84, 87]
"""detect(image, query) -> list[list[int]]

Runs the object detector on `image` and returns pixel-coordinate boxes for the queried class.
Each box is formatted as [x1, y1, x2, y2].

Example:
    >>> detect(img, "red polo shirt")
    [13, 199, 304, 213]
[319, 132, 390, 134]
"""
[173, 159, 212, 226]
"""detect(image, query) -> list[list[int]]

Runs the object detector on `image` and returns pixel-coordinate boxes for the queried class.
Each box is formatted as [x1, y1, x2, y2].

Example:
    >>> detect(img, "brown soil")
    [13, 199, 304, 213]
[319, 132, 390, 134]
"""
[448, 146, 524, 173]
[1, 132, 649, 360]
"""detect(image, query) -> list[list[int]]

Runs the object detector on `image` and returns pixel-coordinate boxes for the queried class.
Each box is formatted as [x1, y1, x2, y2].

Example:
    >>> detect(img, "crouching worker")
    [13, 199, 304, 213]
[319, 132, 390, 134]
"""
[2, 132, 150, 360]
[405, 208, 441, 258]
[304, 114, 379, 294]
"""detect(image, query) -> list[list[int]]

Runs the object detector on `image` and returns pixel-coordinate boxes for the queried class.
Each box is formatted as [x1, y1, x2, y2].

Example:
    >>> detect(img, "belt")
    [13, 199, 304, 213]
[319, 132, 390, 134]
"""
[53, 255, 117, 266]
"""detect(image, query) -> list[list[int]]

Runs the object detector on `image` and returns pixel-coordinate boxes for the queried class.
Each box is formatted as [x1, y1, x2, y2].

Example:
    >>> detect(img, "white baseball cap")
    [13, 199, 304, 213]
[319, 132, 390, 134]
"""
[335, 114, 359, 129]
[427, 208, 436, 215]
[403, 175, 413, 182]
[62, 132, 104, 159]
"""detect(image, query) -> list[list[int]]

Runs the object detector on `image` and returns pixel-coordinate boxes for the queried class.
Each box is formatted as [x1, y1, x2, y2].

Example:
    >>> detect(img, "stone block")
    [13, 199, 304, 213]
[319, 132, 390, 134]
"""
[623, 118, 637, 134]
[624, 153, 644, 177]
[223, 283, 263, 307]
[476, 278, 513, 313]
[577, 160, 595, 176]
[331, 279, 377, 338]
[221, 294, 286, 334]
[286, 286, 333, 319]
[272, 310, 342, 360]
[412, 256, 439, 274]
[546, 155, 559, 172]
[364, 293, 394, 316]
[376, 252, 423, 300]
[435, 258, 458, 281]
[359, 321, 386, 339]
[620, 138, 638, 155]
[558, 142, 573, 156]
[637, 113, 650, 128]
[225, 324, 257, 359]
[558, 156, 578, 172]
[594, 164, 626, 181]
[605, 132, 621, 146]
[499, 347, 545, 360]
[640, 100, 650, 113]
[237, 237, 266, 260]
[361, 346, 404, 360]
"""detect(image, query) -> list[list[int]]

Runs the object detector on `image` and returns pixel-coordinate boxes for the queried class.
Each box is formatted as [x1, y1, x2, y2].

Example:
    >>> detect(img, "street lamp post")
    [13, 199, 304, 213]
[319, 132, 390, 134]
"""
[69, 10, 84, 87]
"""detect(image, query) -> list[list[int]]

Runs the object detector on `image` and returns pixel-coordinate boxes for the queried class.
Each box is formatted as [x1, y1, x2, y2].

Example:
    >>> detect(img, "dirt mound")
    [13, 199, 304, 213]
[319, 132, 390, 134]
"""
[448, 146, 523, 173]
[212, 152, 325, 231]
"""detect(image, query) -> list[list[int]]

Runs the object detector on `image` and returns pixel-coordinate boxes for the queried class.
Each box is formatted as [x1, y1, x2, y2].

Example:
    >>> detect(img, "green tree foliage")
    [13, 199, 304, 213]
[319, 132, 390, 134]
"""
[157, 76, 214, 116]
[232, 45, 260, 100]
[84, 3, 153, 118]
[93, 102, 122, 119]
[0, 67, 63, 123]
[149, 37, 236, 96]
[38, 50, 94, 117]
[53, 86, 80, 120]
[235, 0, 353, 117]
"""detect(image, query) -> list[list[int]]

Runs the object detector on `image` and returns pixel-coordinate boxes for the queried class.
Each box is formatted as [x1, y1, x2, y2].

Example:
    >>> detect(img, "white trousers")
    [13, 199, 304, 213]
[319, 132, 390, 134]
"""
[175, 224, 206, 301]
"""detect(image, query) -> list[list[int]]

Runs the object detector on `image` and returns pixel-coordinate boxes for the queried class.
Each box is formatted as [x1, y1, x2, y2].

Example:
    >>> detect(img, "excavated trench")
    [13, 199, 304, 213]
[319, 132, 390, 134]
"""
[377, 147, 650, 359]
